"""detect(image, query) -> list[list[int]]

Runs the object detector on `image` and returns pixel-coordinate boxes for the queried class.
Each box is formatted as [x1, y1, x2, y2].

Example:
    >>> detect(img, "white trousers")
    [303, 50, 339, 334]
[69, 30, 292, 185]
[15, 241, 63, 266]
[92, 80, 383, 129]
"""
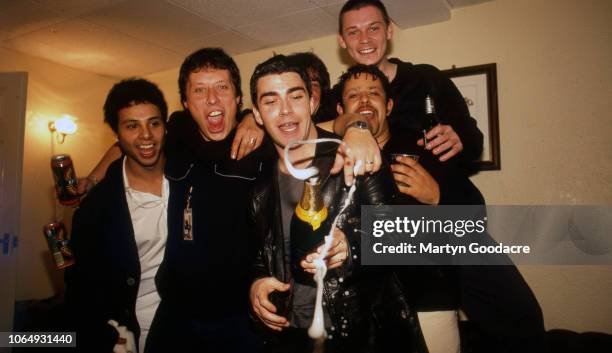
[417, 310, 461, 353]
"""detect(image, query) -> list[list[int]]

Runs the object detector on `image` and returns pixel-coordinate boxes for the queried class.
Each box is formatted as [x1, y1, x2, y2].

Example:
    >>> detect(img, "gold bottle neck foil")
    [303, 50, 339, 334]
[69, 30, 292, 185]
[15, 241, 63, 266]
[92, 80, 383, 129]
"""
[295, 178, 328, 230]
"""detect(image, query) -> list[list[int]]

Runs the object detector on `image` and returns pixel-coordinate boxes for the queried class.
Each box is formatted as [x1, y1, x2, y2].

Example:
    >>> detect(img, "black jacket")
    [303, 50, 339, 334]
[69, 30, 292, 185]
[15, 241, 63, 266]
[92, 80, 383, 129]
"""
[249, 129, 427, 353]
[386, 58, 484, 165]
[145, 110, 271, 352]
[331, 59, 483, 166]
[383, 129, 484, 312]
[65, 158, 140, 352]
[156, 111, 272, 318]
[382, 130, 545, 351]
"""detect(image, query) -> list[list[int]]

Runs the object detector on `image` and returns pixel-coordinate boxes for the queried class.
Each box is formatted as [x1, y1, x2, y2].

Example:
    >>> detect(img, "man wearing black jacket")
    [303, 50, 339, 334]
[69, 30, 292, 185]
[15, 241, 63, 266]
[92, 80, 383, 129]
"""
[336, 64, 546, 353]
[146, 47, 268, 353]
[334, 0, 483, 165]
[248, 55, 426, 353]
[65, 78, 169, 353]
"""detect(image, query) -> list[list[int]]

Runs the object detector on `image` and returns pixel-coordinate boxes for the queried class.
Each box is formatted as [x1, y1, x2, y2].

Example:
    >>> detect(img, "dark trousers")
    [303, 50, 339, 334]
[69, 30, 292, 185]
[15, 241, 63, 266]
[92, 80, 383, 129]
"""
[261, 327, 374, 353]
[145, 301, 263, 353]
[459, 265, 547, 353]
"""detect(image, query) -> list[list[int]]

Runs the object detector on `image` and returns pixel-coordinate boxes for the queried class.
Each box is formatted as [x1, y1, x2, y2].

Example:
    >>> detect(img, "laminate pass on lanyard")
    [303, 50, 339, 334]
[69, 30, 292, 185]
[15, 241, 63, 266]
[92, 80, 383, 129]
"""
[183, 186, 194, 241]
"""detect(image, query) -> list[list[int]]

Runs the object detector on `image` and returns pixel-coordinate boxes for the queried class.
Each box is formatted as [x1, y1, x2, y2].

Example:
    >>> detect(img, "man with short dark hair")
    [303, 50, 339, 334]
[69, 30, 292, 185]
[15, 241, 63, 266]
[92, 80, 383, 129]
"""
[336, 64, 475, 353]
[335, 0, 483, 165]
[335, 64, 483, 205]
[65, 78, 169, 353]
[336, 64, 546, 353]
[147, 47, 268, 353]
[247, 54, 426, 353]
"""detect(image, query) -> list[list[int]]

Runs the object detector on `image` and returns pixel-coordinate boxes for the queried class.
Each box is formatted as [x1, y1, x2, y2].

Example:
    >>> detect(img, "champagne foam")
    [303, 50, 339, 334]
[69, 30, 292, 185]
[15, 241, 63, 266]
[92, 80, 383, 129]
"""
[284, 139, 362, 341]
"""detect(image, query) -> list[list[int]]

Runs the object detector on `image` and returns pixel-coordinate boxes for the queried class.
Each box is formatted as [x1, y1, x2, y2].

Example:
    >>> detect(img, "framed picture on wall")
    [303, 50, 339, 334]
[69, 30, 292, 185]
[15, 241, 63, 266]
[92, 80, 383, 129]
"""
[442, 63, 501, 171]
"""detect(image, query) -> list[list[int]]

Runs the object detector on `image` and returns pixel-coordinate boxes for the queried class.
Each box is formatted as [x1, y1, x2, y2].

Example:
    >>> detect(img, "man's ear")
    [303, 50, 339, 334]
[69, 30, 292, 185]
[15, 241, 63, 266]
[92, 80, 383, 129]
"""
[386, 98, 394, 116]
[386, 23, 393, 41]
[337, 34, 347, 49]
[252, 107, 264, 126]
[336, 103, 345, 115]
[309, 95, 316, 115]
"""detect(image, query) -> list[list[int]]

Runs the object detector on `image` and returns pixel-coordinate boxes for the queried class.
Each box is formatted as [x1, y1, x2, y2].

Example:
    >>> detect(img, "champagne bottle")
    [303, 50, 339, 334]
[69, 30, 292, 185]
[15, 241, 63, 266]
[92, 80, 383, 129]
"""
[289, 176, 331, 286]
[423, 95, 440, 146]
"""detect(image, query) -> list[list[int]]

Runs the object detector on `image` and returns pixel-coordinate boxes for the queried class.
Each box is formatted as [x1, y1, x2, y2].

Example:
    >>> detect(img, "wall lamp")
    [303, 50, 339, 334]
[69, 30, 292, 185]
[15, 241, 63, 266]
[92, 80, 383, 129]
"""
[48, 115, 78, 144]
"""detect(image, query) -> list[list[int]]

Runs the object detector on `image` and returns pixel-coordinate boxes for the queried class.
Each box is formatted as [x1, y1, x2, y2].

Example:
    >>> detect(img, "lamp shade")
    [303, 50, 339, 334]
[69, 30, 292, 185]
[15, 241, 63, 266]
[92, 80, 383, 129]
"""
[54, 115, 77, 135]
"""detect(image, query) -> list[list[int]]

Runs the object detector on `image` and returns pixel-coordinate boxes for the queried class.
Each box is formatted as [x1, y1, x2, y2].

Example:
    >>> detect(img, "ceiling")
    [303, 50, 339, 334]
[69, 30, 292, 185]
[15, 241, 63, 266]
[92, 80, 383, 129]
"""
[0, 0, 491, 78]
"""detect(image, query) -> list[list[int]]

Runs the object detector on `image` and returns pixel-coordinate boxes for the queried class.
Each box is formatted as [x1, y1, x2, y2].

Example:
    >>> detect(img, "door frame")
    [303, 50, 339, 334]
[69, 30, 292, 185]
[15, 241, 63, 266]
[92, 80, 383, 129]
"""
[0, 72, 28, 334]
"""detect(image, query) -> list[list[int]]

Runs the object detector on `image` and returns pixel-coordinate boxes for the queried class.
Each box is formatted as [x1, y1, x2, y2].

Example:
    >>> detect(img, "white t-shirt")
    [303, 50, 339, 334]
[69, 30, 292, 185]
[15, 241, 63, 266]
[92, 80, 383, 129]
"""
[123, 158, 168, 352]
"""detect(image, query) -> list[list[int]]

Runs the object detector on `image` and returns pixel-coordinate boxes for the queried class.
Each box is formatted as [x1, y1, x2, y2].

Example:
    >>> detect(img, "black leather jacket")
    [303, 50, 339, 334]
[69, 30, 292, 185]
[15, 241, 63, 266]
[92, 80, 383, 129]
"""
[249, 130, 428, 352]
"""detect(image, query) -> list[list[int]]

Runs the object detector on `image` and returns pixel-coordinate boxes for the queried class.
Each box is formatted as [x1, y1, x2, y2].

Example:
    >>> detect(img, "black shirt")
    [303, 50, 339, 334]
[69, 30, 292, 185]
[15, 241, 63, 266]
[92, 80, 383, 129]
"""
[157, 110, 274, 319]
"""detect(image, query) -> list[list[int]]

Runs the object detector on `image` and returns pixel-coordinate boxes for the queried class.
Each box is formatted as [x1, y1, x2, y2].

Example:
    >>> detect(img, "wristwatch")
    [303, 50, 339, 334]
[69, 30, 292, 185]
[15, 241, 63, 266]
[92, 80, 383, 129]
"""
[346, 120, 369, 131]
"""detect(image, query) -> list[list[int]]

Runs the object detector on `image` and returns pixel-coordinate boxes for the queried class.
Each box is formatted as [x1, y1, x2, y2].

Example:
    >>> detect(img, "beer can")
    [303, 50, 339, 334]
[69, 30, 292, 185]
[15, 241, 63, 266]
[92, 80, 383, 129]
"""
[51, 154, 80, 206]
[43, 222, 75, 269]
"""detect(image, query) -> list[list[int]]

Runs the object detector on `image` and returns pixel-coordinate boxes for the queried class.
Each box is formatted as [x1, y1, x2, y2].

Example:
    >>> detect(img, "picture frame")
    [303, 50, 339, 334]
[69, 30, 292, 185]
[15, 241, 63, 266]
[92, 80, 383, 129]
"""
[442, 63, 501, 171]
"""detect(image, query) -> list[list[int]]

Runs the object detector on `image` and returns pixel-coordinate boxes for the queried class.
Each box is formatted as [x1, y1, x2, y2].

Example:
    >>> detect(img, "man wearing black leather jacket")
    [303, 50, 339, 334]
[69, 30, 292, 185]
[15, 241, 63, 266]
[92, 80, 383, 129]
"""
[335, 64, 545, 353]
[247, 54, 427, 353]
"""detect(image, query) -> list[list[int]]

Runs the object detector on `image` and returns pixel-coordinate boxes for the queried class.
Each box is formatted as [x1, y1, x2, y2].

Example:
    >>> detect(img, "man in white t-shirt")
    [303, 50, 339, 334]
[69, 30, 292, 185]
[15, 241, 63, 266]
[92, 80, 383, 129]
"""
[65, 78, 169, 353]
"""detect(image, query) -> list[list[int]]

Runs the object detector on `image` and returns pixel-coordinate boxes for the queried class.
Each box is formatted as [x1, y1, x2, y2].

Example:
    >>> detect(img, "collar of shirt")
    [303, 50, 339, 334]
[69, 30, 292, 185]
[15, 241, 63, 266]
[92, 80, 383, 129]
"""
[122, 156, 169, 213]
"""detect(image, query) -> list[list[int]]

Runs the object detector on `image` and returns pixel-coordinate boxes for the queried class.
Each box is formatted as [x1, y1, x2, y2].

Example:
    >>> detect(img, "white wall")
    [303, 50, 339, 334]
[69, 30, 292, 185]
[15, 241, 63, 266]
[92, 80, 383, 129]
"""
[0, 47, 118, 300]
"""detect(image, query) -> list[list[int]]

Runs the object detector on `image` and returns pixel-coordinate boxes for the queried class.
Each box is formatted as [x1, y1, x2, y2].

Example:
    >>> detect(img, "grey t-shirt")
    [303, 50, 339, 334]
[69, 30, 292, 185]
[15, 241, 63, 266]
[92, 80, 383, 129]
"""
[277, 169, 331, 329]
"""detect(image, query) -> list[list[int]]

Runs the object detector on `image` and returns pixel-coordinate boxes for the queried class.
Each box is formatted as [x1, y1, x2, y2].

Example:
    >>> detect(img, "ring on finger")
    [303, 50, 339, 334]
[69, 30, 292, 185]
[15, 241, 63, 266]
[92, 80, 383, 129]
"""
[249, 137, 256, 145]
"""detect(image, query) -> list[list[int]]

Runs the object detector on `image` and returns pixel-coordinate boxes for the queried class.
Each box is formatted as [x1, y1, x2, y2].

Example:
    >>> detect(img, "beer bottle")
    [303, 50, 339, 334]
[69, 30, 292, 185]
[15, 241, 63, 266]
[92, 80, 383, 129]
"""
[423, 95, 440, 146]
[289, 176, 331, 286]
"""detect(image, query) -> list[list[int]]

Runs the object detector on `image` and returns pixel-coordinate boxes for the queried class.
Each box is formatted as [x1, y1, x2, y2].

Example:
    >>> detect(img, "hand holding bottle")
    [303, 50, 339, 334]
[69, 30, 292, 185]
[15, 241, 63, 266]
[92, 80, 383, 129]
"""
[417, 124, 463, 161]
[416, 95, 464, 161]
[301, 227, 349, 274]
